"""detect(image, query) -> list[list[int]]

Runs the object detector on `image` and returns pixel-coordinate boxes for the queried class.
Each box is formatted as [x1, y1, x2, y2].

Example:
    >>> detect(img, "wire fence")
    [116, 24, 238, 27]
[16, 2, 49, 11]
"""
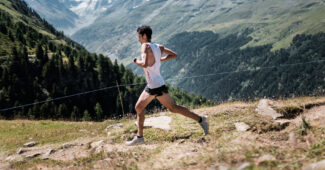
[1, 59, 325, 112]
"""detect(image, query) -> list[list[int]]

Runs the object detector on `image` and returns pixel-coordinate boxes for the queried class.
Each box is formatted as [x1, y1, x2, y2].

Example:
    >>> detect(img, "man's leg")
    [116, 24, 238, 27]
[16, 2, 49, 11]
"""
[156, 92, 201, 122]
[135, 90, 155, 137]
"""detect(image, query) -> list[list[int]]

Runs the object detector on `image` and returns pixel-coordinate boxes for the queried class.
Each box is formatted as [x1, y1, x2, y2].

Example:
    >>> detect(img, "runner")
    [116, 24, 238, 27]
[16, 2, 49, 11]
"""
[126, 25, 209, 146]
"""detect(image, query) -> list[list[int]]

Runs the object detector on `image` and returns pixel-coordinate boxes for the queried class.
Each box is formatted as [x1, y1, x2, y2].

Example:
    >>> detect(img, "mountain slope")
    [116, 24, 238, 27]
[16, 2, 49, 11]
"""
[158, 31, 325, 100]
[24, 0, 125, 35]
[24, 0, 78, 35]
[71, 0, 325, 62]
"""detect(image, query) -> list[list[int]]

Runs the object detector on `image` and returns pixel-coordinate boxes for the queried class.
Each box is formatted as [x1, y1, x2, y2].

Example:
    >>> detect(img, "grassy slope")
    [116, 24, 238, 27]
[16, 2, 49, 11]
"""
[1, 96, 324, 169]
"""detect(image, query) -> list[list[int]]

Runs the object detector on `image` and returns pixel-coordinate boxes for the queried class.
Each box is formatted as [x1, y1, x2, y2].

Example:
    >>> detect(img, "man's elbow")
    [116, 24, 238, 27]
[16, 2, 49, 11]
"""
[174, 54, 178, 59]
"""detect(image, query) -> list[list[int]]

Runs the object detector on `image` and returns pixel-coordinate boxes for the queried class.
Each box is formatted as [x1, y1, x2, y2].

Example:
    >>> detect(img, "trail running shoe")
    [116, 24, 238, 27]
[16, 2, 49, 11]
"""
[125, 136, 145, 146]
[199, 116, 209, 136]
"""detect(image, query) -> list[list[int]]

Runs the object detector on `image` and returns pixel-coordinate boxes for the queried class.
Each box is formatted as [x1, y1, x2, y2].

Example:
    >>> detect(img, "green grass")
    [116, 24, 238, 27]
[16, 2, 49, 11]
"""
[0, 120, 112, 154]
[1, 96, 325, 169]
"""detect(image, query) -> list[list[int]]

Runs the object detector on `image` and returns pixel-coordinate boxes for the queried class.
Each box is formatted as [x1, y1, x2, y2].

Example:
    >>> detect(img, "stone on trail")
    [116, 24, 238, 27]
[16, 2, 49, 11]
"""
[16, 148, 25, 154]
[256, 99, 282, 120]
[62, 143, 75, 149]
[303, 159, 325, 170]
[25, 152, 41, 158]
[91, 140, 105, 148]
[256, 154, 276, 165]
[237, 162, 251, 170]
[105, 123, 123, 132]
[135, 116, 172, 131]
[234, 122, 250, 131]
[45, 149, 56, 156]
[24, 141, 37, 147]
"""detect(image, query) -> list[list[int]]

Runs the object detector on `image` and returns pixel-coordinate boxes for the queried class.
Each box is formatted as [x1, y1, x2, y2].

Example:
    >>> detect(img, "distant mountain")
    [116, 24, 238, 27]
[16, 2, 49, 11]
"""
[70, 0, 325, 62]
[24, 0, 118, 35]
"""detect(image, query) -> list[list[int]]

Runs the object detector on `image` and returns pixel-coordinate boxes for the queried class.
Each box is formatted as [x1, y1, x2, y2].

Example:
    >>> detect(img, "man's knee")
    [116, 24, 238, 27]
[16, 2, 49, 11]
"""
[135, 103, 145, 114]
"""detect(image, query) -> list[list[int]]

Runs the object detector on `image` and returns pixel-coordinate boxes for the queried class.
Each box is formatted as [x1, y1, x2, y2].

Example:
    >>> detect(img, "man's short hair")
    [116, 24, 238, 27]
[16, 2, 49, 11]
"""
[137, 25, 152, 42]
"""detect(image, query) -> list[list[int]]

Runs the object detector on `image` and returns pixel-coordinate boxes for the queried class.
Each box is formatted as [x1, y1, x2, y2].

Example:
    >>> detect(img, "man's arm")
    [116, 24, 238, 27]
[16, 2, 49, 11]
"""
[133, 44, 149, 68]
[160, 45, 177, 62]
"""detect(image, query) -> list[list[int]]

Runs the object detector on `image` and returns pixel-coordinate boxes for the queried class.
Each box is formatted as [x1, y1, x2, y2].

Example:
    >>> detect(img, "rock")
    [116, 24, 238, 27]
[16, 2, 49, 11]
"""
[178, 139, 185, 144]
[275, 120, 290, 126]
[218, 165, 230, 170]
[237, 162, 251, 170]
[132, 152, 138, 158]
[16, 148, 25, 154]
[79, 129, 87, 132]
[26, 152, 41, 158]
[135, 116, 172, 131]
[105, 123, 123, 132]
[256, 154, 276, 165]
[45, 149, 55, 155]
[303, 159, 325, 170]
[91, 140, 105, 148]
[5, 155, 16, 162]
[256, 99, 282, 119]
[62, 143, 75, 149]
[191, 149, 198, 152]
[95, 146, 104, 154]
[24, 141, 37, 147]
[234, 122, 250, 131]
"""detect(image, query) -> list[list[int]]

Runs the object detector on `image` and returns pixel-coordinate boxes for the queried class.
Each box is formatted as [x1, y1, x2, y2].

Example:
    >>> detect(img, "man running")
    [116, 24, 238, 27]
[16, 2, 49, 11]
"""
[126, 25, 208, 146]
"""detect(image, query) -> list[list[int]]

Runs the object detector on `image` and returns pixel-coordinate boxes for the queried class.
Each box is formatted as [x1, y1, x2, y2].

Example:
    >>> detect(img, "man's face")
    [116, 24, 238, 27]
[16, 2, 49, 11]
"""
[137, 33, 146, 43]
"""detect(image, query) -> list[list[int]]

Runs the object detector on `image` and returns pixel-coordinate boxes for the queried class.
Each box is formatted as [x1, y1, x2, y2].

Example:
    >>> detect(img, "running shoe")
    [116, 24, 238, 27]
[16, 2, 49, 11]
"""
[125, 136, 145, 146]
[199, 116, 209, 135]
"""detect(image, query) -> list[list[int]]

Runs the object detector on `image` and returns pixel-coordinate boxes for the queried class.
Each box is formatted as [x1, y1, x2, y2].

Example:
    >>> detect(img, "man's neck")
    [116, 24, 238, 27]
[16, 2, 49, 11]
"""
[142, 40, 150, 44]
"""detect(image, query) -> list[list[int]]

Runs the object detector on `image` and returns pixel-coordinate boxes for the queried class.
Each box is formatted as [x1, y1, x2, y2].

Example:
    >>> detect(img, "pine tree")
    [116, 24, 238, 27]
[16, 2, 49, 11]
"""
[71, 106, 78, 121]
[83, 110, 91, 121]
[94, 103, 103, 121]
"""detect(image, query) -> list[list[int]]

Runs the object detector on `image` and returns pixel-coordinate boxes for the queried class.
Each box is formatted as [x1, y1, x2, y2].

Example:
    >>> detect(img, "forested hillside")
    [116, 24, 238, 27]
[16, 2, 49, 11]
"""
[0, 0, 213, 121]
[159, 30, 325, 101]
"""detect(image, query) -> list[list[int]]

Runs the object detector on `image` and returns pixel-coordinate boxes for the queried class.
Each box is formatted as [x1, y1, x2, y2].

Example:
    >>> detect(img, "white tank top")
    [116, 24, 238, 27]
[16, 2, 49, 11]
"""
[144, 42, 165, 89]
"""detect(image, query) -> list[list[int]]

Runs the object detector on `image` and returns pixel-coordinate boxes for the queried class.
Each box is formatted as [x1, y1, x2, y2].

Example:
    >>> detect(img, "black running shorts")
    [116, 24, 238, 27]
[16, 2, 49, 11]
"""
[145, 85, 168, 96]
